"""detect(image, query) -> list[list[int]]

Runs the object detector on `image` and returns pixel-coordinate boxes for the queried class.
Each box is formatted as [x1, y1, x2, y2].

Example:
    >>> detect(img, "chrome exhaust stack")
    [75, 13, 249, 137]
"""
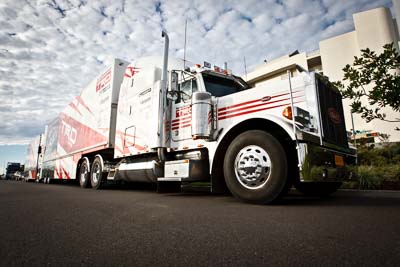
[157, 31, 169, 161]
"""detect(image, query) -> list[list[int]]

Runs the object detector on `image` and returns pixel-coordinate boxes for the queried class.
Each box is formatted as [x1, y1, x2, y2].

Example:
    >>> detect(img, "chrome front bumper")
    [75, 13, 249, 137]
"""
[297, 142, 356, 182]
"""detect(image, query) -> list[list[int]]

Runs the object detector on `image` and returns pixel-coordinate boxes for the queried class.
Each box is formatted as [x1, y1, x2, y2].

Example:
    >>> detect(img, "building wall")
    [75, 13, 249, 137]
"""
[246, 53, 309, 86]
[354, 7, 399, 51]
[319, 31, 364, 136]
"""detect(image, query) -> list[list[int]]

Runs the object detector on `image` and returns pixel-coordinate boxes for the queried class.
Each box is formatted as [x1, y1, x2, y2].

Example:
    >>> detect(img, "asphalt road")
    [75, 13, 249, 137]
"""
[0, 180, 399, 266]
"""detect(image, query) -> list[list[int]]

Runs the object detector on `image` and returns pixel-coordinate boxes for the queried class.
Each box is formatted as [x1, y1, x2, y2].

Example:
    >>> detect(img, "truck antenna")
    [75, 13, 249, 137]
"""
[183, 19, 187, 69]
[244, 56, 248, 80]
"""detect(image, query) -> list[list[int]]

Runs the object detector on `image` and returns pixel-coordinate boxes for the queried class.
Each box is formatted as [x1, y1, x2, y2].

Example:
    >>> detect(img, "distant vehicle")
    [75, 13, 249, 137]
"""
[14, 171, 24, 181]
[6, 162, 21, 180]
[28, 32, 355, 203]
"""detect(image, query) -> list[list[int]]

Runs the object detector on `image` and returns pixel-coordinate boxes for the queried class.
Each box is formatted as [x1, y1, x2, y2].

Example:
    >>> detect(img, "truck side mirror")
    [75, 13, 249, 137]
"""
[166, 91, 178, 101]
[170, 71, 179, 92]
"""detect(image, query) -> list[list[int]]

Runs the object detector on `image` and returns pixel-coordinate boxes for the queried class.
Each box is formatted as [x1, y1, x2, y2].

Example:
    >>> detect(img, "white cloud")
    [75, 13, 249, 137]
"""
[0, 0, 394, 144]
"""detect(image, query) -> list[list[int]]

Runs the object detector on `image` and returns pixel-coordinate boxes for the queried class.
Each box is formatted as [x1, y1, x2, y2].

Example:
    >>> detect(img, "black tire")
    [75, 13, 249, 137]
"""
[90, 157, 105, 190]
[223, 130, 288, 204]
[79, 160, 90, 188]
[295, 182, 342, 197]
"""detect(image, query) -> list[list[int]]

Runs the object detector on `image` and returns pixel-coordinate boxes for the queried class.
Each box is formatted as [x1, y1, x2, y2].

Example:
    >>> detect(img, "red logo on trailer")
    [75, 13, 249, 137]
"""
[124, 66, 141, 78]
[58, 113, 107, 153]
[96, 68, 112, 92]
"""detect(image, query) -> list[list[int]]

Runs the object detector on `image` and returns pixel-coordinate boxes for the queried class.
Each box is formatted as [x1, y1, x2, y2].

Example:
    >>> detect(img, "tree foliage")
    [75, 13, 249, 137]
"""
[334, 43, 400, 124]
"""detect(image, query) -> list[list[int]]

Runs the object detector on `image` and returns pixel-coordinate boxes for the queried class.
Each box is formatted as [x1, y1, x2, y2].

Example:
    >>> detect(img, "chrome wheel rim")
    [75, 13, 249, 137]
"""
[92, 162, 100, 184]
[234, 145, 271, 190]
[80, 164, 88, 184]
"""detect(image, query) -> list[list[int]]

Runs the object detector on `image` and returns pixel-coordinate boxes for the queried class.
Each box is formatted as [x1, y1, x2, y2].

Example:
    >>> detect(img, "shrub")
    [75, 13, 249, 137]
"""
[379, 165, 400, 181]
[342, 143, 400, 190]
[357, 166, 382, 189]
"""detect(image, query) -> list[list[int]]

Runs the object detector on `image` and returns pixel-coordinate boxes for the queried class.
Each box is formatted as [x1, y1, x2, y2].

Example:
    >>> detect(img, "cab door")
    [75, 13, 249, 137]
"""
[170, 78, 198, 142]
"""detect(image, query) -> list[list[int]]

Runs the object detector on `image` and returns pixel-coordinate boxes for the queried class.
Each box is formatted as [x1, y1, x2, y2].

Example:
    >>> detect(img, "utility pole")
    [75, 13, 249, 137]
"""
[350, 112, 358, 165]
[393, 0, 400, 46]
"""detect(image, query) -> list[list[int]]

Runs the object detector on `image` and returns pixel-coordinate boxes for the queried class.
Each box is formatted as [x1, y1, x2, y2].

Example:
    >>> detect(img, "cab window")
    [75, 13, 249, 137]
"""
[178, 79, 198, 102]
[203, 73, 247, 97]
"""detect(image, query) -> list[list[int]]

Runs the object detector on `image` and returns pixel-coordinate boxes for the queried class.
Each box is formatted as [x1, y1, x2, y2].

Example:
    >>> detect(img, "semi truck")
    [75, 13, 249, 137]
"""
[24, 134, 45, 182]
[5, 162, 21, 180]
[35, 31, 355, 203]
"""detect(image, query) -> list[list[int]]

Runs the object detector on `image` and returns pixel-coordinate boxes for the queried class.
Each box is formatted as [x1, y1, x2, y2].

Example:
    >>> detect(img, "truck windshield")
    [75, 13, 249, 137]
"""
[202, 73, 248, 97]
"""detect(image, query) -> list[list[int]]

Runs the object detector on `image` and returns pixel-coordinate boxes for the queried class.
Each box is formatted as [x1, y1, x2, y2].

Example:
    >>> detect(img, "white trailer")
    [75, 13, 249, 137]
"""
[41, 58, 129, 183]
[41, 32, 356, 203]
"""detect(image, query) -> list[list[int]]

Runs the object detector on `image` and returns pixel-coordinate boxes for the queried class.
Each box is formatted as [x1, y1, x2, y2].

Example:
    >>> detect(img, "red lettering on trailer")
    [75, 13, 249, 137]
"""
[96, 68, 112, 92]
[58, 113, 107, 153]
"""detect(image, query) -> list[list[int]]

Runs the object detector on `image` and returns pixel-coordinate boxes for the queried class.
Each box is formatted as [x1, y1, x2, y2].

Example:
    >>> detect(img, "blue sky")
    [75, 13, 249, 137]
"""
[0, 145, 27, 174]
[0, 0, 395, 169]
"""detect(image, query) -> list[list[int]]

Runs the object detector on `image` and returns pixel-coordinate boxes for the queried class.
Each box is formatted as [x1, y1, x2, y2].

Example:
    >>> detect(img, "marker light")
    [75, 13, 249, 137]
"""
[282, 106, 292, 120]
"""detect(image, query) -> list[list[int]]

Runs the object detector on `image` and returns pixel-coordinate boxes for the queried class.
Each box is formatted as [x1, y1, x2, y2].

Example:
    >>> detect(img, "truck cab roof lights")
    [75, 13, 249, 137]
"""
[190, 64, 204, 73]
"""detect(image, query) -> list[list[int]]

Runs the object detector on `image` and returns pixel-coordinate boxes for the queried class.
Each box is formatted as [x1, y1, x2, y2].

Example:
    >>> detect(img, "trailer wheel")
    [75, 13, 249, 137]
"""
[295, 182, 342, 197]
[90, 157, 105, 189]
[223, 130, 287, 204]
[79, 160, 90, 188]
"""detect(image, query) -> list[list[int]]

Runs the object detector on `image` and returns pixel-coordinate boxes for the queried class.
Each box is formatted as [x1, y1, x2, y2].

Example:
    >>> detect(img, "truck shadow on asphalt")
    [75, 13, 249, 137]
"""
[26, 180, 400, 207]
[272, 193, 400, 207]
[161, 190, 400, 207]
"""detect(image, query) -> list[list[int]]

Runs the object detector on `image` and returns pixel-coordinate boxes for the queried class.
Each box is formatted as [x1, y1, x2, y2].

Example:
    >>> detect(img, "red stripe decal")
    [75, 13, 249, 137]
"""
[218, 95, 304, 117]
[218, 90, 302, 112]
[76, 95, 94, 115]
[172, 115, 191, 123]
[172, 117, 192, 126]
[218, 100, 304, 120]
[68, 102, 82, 116]
[55, 166, 62, 179]
[172, 122, 192, 130]
[62, 167, 71, 179]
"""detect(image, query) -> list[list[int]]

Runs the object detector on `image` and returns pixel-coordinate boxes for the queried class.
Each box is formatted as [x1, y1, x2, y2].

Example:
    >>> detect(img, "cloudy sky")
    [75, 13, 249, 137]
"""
[0, 0, 394, 149]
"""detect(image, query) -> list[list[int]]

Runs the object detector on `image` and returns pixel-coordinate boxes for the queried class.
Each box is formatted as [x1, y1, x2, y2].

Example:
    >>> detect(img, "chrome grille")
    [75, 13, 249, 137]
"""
[316, 75, 348, 148]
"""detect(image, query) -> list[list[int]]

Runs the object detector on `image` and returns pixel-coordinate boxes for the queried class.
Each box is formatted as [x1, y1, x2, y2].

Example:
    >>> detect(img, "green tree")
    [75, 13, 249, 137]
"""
[334, 43, 400, 126]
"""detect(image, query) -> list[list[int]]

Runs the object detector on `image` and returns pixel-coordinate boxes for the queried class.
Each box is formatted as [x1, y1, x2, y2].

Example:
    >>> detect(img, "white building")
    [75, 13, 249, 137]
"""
[245, 4, 400, 142]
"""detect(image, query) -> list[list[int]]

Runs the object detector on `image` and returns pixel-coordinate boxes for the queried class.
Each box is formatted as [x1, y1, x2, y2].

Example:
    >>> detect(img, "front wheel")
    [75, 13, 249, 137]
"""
[223, 130, 288, 204]
[90, 157, 105, 189]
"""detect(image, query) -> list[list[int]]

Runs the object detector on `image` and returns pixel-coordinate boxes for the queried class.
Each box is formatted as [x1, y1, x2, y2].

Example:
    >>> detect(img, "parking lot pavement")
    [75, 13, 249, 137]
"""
[0, 180, 399, 266]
